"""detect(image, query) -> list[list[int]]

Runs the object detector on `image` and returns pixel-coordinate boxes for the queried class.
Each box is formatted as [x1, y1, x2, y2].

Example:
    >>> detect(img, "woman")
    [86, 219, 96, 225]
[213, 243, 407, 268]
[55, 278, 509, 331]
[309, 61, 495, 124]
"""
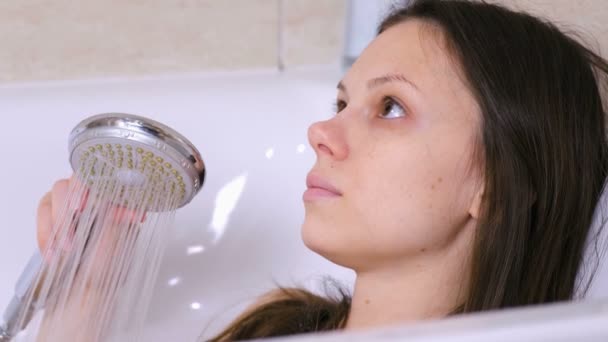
[37, 0, 608, 340]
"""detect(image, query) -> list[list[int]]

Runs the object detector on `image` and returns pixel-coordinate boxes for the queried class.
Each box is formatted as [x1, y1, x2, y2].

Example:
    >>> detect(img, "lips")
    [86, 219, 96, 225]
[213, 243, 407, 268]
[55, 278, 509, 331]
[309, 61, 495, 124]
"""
[305, 173, 342, 196]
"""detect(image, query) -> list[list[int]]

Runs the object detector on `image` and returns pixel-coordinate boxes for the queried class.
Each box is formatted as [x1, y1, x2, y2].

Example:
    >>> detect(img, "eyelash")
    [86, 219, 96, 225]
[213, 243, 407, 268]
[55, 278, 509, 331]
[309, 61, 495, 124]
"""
[333, 99, 347, 113]
[332, 97, 406, 118]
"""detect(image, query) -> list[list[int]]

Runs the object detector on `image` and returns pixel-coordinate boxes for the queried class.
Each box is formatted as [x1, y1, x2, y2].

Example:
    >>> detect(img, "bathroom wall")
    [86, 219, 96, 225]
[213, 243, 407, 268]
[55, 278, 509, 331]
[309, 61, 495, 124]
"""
[0, 0, 346, 83]
[0, 0, 605, 84]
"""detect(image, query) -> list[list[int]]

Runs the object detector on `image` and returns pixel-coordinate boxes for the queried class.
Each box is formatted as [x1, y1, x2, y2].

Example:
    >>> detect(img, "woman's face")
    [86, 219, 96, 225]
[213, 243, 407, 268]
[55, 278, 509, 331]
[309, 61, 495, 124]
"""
[302, 19, 483, 271]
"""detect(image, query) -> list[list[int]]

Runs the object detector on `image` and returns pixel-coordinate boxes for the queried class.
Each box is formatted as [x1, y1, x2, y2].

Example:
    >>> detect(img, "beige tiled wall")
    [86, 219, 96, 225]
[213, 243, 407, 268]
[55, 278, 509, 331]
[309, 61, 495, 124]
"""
[0, 0, 347, 83]
[0, 0, 281, 83]
[282, 0, 346, 67]
[0, 0, 606, 83]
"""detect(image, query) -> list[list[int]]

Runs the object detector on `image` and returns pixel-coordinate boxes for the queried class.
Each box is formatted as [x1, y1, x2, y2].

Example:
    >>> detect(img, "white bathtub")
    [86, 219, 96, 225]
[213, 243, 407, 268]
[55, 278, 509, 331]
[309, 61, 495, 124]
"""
[0, 68, 606, 341]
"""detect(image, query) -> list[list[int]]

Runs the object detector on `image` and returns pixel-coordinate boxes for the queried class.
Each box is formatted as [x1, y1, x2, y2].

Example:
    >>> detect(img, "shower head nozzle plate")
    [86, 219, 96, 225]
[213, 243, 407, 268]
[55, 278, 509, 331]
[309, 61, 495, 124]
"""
[68, 113, 205, 211]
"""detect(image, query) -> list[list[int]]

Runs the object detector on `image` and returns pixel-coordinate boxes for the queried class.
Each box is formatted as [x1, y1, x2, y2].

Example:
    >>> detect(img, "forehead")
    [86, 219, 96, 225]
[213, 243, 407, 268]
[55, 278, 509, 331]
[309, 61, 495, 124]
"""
[347, 19, 479, 122]
[348, 19, 464, 92]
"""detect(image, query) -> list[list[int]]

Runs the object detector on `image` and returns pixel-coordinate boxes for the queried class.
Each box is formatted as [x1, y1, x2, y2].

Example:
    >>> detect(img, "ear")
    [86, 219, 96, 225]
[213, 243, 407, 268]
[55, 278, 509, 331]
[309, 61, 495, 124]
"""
[468, 183, 484, 220]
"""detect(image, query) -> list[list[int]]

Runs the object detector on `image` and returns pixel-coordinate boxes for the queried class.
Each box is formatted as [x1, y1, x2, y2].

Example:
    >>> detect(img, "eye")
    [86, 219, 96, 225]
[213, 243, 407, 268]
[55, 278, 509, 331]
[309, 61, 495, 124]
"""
[380, 97, 406, 119]
[333, 99, 347, 113]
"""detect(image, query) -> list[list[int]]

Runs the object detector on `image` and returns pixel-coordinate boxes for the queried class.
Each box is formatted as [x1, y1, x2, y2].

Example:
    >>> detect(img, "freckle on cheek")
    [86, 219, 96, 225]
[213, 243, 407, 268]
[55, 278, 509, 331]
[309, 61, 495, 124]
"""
[365, 299, 371, 305]
[420, 248, 427, 252]
[438, 177, 443, 183]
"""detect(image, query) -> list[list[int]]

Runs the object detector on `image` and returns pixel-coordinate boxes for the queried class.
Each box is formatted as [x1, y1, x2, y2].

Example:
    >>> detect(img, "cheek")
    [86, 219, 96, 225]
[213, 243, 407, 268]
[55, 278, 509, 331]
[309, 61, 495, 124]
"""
[352, 142, 475, 254]
[352, 164, 438, 253]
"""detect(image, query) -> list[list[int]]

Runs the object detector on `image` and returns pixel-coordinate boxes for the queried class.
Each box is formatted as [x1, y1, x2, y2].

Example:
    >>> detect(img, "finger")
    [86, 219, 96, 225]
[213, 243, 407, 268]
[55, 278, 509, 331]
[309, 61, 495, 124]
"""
[36, 191, 53, 252]
[50, 179, 71, 224]
[110, 206, 147, 225]
[67, 176, 89, 212]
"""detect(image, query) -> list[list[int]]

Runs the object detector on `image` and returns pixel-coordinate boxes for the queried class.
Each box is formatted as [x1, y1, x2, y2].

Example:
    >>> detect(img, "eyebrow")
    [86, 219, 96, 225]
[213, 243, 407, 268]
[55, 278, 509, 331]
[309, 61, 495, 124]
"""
[337, 73, 419, 92]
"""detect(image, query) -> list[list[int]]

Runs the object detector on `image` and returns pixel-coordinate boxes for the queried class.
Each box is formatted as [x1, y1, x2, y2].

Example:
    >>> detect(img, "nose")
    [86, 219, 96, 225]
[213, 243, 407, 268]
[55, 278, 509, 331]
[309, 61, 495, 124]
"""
[307, 118, 349, 161]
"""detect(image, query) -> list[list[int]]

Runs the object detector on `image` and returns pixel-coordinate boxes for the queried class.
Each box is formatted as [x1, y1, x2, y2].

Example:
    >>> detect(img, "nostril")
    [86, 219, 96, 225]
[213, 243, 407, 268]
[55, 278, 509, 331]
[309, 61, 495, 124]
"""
[318, 144, 333, 155]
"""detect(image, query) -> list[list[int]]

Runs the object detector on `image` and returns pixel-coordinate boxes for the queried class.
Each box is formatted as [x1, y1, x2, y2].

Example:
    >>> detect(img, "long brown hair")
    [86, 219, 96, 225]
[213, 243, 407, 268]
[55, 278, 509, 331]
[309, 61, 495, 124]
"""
[208, 0, 608, 340]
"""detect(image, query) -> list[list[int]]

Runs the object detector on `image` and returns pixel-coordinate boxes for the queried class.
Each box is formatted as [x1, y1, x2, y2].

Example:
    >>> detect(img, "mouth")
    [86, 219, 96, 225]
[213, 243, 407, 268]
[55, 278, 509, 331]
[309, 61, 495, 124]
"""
[303, 173, 342, 201]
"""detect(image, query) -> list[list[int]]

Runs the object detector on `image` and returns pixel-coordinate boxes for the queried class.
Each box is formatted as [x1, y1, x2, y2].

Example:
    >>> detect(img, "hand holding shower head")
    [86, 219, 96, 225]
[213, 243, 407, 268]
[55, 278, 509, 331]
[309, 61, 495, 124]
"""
[1, 113, 206, 341]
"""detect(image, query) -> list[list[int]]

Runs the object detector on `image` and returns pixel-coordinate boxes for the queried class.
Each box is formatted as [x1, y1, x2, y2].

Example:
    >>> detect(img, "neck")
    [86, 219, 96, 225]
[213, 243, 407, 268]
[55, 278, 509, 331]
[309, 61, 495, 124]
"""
[344, 228, 473, 330]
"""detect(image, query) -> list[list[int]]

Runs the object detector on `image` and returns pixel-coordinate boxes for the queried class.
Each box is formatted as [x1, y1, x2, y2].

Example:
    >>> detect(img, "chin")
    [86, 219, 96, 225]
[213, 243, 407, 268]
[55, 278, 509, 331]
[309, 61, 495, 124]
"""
[301, 220, 360, 270]
[301, 219, 324, 252]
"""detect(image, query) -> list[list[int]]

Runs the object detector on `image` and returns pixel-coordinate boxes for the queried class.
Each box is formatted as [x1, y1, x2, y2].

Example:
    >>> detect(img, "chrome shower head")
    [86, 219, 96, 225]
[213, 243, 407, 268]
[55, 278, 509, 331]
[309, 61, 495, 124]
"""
[0, 113, 205, 342]
[68, 113, 205, 211]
